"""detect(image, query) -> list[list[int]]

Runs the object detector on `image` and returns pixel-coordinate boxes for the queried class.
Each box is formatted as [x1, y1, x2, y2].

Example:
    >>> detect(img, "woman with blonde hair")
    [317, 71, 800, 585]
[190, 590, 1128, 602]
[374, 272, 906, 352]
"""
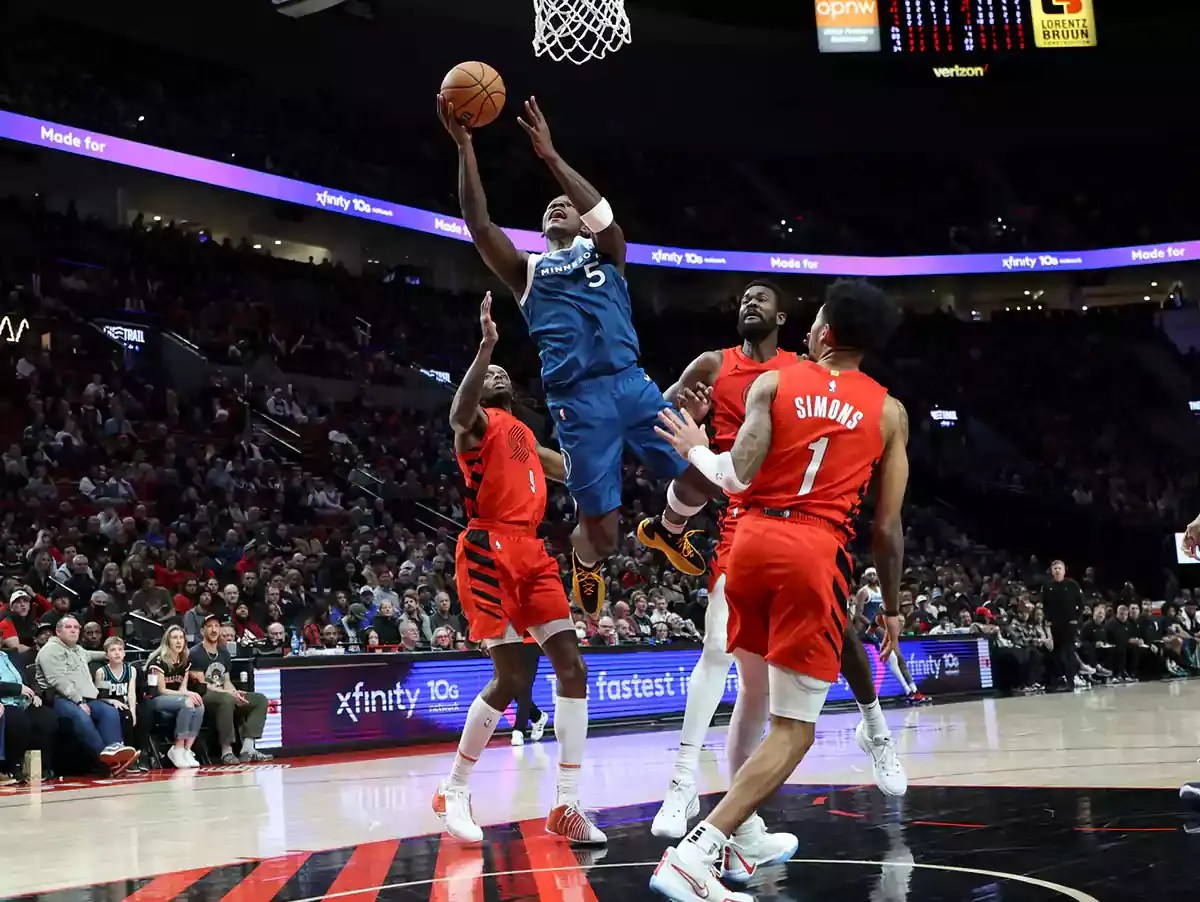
[146, 625, 205, 768]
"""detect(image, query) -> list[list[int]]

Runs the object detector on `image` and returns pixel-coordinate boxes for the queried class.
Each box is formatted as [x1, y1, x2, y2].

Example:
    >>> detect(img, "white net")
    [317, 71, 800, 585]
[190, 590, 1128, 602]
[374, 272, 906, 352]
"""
[532, 0, 631, 64]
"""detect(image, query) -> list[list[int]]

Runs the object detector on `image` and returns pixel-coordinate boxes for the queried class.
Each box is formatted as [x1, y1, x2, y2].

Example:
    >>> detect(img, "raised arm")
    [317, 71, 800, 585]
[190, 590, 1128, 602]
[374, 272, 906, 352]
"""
[437, 95, 529, 297]
[518, 97, 626, 273]
[449, 293, 498, 449]
[664, 350, 723, 421]
[536, 444, 566, 483]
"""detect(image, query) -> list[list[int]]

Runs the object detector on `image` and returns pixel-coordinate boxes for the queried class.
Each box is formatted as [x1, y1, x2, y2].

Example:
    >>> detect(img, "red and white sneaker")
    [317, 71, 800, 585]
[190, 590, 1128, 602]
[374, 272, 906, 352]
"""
[650, 846, 753, 902]
[432, 780, 483, 843]
[721, 815, 798, 884]
[906, 691, 932, 706]
[546, 803, 607, 844]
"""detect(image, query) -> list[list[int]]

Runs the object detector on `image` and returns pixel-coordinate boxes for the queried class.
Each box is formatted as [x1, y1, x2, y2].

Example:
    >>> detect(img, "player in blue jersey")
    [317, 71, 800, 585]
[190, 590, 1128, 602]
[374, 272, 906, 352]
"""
[437, 94, 714, 614]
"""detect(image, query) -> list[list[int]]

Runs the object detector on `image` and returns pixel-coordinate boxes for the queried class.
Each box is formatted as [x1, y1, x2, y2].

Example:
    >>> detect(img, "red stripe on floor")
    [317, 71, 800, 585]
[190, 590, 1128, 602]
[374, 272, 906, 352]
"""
[812, 796, 827, 806]
[321, 839, 401, 902]
[430, 840, 485, 902]
[911, 820, 986, 829]
[518, 818, 599, 902]
[827, 809, 864, 819]
[221, 852, 312, 902]
[124, 867, 213, 901]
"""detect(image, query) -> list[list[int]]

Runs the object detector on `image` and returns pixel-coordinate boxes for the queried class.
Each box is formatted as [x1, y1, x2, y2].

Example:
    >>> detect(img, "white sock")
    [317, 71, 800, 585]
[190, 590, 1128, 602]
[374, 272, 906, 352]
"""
[449, 696, 503, 789]
[554, 695, 588, 806]
[665, 481, 704, 536]
[240, 738, 256, 755]
[573, 549, 598, 569]
[674, 648, 733, 783]
[888, 655, 915, 694]
[680, 820, 726, 865]
[857, 698, 890, 740]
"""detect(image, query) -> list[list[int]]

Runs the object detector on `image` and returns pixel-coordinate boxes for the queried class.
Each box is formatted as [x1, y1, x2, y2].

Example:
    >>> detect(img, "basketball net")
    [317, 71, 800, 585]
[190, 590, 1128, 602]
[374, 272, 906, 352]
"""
[531, 0, 631, 64]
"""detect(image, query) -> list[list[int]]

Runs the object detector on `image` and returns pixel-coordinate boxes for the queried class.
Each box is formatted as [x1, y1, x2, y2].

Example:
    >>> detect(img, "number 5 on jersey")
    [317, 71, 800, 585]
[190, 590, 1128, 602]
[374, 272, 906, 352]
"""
[584, 261, 606, 289]
[797, 436, 829, 496]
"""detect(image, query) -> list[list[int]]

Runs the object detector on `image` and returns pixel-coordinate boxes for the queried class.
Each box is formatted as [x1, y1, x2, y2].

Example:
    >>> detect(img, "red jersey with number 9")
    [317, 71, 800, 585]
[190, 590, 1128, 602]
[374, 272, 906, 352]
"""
[745, 360, 887, 541]
[457, 407, 546, 531]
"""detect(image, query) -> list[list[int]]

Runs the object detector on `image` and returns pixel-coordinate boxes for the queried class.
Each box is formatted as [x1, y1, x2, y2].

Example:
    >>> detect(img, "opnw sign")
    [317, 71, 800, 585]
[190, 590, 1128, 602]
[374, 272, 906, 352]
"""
[0, 314, 28, 343]
[815, 0, 880, 53]
[1031, 0, 1097, 48]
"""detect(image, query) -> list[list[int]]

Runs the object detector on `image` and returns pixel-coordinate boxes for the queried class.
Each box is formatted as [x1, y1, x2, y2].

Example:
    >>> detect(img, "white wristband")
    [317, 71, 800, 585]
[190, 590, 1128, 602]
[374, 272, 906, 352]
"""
[580, 198, 614, 233]
[686, 446, 750, 494]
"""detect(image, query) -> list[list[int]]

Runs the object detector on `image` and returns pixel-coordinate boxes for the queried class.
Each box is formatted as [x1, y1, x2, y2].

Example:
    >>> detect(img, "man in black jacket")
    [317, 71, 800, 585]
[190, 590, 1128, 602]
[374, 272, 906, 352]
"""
[1041, 560, 1083, 689]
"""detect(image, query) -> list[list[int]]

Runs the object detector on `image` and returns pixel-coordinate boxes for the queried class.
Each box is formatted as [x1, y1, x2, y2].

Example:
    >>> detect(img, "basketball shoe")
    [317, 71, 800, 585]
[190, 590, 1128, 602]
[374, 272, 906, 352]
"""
[546, 803, 607, 844]
[572, 551, 605, 616]
[721, 815, 798, 883]
[650, 845, 752, 902]
[855, 721, 908, 796]
[637, 518, 706, 577]
[432, 780, 483, 842]
[651, 779, 700, 839]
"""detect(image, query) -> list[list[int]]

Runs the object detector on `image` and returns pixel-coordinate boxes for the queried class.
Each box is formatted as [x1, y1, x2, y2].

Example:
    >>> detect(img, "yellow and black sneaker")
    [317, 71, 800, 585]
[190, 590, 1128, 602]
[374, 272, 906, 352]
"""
[637, 517, 707, 577]
[572, 551, 606, 617]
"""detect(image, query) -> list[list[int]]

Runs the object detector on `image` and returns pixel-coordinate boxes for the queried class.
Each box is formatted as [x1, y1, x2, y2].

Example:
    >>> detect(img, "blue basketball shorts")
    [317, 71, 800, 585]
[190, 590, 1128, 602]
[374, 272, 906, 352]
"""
[547, 366, 689, 518]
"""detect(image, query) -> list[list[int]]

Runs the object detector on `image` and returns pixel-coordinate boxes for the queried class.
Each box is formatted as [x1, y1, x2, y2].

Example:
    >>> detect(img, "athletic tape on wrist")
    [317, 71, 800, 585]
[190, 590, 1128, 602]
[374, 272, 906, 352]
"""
[581, 198, 614, 233]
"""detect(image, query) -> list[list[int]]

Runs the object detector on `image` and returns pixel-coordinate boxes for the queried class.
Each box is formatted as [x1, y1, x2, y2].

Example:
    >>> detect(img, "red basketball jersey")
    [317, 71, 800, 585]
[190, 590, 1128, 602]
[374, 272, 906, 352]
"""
[745, 360, 888, 541]
[711, 346, 801, 454]
[457, 407, 547, 531]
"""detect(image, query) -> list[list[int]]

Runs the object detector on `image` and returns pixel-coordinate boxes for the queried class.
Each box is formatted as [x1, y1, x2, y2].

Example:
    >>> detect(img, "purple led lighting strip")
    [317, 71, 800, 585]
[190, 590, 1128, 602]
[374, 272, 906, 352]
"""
[9, 110, 1196, 276]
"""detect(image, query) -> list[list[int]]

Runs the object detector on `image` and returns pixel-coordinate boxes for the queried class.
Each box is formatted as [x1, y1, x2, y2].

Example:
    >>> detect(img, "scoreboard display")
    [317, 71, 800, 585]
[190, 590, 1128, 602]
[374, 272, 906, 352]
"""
[815, 0, 1097, 55]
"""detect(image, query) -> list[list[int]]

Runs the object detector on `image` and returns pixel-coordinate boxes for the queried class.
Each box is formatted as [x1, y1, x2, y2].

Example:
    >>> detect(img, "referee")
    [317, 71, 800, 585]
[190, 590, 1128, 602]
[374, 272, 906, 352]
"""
[1041, 560, 1083, 690]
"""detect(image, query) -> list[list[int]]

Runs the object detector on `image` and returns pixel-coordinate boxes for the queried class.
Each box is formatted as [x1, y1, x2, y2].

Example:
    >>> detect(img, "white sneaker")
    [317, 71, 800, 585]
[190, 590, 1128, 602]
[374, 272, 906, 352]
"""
[722, 814, 798, 883]
[855, 721, 908, 796]
[547, 803, 607, 844]
[650, 846, 752, 902]
[183, 748, 200, 768]
[1073, 675, 1089, 689]
[511, 730, 525, 747]
[652, 779, 700, 839]
[530, 712, 549, 742]
[167, 747, 192, 769]
[432, 780, 483, 842]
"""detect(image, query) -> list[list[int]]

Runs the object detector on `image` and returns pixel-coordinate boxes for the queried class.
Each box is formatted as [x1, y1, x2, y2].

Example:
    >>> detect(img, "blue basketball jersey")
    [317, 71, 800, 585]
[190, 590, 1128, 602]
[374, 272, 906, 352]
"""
[518, 236, 640, 391]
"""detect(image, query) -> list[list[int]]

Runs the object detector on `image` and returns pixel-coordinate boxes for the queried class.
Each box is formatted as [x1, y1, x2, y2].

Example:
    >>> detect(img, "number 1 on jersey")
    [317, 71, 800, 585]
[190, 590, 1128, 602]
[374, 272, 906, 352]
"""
[797, 436, 829, 496]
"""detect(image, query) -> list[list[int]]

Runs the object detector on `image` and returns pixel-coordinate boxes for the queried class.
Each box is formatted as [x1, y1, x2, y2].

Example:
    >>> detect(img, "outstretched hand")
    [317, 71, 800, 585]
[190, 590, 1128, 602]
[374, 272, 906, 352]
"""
[1183, 514, 1200, 560]
[479, 292, 498, 347]
[676, 383, 713, 422]
[436, 93, 472, 147]
[654, 408, 709, 459]
[516, 97, 558, 160]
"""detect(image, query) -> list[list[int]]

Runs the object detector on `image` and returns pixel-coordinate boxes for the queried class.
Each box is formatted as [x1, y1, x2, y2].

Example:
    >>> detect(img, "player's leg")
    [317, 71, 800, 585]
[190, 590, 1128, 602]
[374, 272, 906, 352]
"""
[841, 623, 907, 795]
[653, 570, 735, 838]
[619, 369, 712, 575]
[890, 647, 930, 704]
[551, 391, 625, 616]
[435, 632, 527, 842]
[652, 655, 820, 902]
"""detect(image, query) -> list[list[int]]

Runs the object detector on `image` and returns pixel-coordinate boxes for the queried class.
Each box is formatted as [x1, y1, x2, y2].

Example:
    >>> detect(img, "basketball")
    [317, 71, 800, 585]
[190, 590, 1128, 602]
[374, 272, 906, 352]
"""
[440, 61, 506, 129]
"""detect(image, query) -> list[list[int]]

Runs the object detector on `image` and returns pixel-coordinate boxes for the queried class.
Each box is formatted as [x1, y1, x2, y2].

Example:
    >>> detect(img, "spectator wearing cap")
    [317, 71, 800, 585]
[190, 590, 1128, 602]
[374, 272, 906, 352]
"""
[355, 585, 379, 626]
[39, 593, 73, 630]
[32, 622, 54, 651]
[1, 590, 36, 654]
[339, 603, 369, 648]
[183, 589, 220, 644]
[35, 615, 139, 774]
[188, 614, 272, 764]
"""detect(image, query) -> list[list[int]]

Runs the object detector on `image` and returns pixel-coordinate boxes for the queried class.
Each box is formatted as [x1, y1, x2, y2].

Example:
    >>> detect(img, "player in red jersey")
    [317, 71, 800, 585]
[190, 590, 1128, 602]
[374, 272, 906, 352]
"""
[649, 279, 907, 902]
[432, 293, 605, 847]
[649, 281, 906, 844]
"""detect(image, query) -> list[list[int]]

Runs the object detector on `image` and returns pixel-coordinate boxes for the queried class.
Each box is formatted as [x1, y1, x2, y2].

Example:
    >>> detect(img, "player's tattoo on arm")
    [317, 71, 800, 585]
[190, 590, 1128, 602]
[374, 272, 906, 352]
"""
[871, 396, 910, 614]
[535, 445, 567, 483]
[457, 143, 528, 295]
[729, 371, 778, 485]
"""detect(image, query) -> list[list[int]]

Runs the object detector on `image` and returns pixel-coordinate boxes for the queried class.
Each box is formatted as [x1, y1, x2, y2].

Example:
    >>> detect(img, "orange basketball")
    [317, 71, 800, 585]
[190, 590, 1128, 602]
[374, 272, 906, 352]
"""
[440, 61, 506, 129]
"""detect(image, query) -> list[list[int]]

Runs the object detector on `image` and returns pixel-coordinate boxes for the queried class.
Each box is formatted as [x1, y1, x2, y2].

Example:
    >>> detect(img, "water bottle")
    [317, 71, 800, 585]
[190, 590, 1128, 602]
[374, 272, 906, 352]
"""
[290, 630, 301, 657]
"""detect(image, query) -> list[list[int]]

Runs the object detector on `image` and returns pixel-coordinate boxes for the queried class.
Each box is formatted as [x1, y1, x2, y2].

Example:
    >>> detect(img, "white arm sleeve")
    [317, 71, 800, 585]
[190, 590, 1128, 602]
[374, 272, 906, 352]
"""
[686, 446, 750, 494]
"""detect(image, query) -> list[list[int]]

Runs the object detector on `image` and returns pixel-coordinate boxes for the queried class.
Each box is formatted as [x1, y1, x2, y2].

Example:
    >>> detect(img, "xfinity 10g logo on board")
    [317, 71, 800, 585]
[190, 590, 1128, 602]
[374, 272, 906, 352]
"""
[334, 678, 463, 722]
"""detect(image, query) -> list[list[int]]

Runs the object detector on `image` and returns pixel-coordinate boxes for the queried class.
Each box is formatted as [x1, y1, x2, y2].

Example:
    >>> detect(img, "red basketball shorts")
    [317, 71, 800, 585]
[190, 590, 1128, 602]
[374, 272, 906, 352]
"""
[455, 525, 569, 642]
[723, 512, 854, 683]
[708, 505, 746, 591]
